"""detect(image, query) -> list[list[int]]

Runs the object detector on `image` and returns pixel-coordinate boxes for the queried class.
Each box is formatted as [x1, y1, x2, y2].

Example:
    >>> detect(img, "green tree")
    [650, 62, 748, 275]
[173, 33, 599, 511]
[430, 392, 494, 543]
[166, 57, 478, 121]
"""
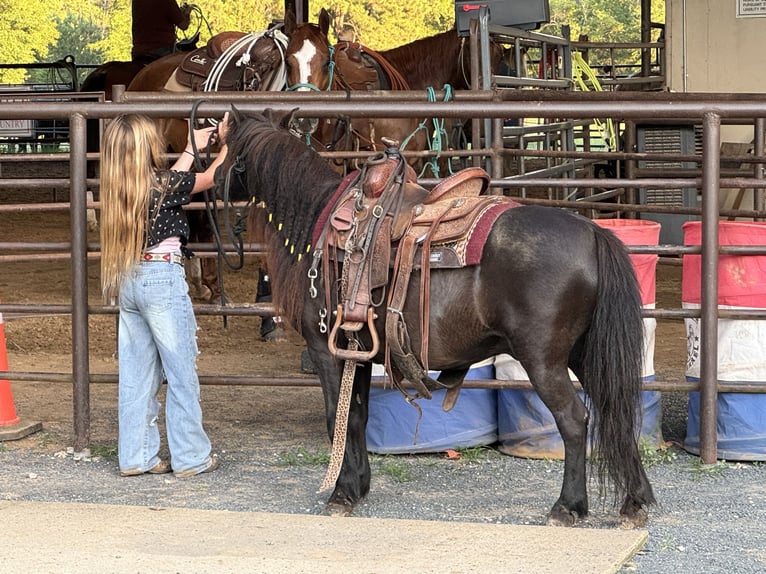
[0, 0, 64, 83]
[544, 0, 665, 42]
[47, 13, 105, 66]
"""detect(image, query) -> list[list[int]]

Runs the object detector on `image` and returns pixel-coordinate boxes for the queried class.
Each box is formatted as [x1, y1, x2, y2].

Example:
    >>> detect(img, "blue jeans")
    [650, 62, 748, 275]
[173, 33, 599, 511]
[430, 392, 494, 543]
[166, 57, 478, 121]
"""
[117, 260, 212, 474]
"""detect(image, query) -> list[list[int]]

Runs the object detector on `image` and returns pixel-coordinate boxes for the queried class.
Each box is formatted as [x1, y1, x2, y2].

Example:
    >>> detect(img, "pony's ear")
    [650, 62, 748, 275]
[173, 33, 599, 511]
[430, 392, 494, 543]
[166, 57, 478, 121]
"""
[318, 8, 331, 37]
[230, 104, 243, 126]
[284, 7, 297, 35]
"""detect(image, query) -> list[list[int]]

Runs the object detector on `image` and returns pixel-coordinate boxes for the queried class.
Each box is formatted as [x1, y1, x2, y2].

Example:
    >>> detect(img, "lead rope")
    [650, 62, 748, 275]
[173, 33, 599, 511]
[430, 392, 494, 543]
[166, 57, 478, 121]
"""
[319, 342, 358, 493]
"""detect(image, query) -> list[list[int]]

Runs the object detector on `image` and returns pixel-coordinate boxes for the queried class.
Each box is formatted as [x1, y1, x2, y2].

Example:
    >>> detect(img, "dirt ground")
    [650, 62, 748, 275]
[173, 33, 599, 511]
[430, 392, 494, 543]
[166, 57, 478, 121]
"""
[0, 160, 689, 456]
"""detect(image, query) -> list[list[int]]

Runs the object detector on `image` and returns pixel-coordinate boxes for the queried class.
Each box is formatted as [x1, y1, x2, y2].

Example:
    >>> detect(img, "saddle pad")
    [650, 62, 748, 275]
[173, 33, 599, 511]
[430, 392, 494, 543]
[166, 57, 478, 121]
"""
[462, 200, 520, 266]
[163, 69, 191, 93]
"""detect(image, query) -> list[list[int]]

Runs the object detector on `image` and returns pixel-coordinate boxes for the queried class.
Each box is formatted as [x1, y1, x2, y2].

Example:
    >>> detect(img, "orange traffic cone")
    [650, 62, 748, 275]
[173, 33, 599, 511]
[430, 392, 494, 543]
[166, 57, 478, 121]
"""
[0, 307, 42, 440]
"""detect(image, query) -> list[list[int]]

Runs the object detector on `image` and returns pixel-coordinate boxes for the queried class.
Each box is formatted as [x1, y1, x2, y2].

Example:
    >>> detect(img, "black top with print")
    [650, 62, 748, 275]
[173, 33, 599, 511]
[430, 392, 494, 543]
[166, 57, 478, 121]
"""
[146, 170, 196, 250]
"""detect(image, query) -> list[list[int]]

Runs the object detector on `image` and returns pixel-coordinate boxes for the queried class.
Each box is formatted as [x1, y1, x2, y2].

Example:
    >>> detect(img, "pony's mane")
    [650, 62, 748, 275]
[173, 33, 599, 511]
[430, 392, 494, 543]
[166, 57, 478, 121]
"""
[380, 30, 463, 90]
[228, 109, 343, 330]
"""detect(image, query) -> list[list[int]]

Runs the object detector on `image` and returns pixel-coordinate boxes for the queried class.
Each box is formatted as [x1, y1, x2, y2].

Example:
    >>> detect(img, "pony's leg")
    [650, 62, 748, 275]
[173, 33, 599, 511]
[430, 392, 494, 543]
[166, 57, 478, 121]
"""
[524, 360, 590, 526]
[256, 268, 286, 342]
[308, 343, 372, 516]
[185, 209, 217, 303]
[200, 257, 222, 303]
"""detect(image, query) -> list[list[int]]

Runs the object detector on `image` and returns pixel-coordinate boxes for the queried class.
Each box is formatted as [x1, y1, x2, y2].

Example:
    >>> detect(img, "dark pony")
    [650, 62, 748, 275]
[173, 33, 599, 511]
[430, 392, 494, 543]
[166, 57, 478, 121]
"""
[218, 108, 655, 527]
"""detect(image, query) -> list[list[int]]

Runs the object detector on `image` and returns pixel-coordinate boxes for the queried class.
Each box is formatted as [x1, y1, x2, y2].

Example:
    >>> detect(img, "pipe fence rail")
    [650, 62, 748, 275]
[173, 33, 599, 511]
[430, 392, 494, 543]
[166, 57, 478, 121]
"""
[1, 93, 766, 463]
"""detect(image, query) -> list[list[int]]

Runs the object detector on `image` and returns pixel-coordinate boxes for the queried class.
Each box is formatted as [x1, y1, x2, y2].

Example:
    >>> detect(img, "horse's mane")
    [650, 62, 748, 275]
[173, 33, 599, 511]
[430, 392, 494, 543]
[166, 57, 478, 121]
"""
[227, 109, 343, 331]
[380, 30, 464, 90]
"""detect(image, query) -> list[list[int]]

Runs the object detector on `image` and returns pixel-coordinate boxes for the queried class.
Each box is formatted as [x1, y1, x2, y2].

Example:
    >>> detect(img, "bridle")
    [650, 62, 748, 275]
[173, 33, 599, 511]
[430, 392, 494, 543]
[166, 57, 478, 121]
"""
[188, 100, 248, 319]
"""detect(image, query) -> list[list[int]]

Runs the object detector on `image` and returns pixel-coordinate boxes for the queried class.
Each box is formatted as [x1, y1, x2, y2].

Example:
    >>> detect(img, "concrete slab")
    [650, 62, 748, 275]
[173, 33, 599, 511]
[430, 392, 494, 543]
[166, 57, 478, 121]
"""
[0, 500, 647, 573]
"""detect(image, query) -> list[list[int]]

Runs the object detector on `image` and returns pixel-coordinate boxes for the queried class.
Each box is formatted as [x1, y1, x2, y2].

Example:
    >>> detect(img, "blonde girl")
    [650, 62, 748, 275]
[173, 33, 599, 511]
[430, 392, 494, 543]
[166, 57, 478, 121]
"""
[100, 112, 229, 478]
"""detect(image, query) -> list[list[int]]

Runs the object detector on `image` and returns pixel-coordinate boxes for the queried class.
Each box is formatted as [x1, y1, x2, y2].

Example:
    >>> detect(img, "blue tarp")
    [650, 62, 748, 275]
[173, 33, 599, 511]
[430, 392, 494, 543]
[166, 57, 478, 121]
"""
[366, 365, 497, 454]
[497, 382, 664, 460]
[685, 383, 766, 461]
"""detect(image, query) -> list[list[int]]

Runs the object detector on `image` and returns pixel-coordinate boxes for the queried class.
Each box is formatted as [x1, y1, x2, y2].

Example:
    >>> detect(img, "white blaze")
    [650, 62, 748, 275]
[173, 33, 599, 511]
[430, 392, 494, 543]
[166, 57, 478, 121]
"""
[293, 39, 318, 91]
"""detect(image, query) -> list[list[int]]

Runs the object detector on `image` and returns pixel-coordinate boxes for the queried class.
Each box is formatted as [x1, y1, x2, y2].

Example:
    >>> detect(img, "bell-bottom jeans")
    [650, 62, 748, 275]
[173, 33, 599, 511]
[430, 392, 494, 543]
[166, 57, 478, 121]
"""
[117, 260, 212, 474]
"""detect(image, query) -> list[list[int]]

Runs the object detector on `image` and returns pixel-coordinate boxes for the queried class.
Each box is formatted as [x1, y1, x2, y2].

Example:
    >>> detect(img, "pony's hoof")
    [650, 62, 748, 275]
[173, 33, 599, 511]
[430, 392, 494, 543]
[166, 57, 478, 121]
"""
[324, 502, 353, 517]
[617, 507, 649, 529]
[546, 508, 578, 527]
[261, 326, 287, 342]
[300, 350, 316, 374]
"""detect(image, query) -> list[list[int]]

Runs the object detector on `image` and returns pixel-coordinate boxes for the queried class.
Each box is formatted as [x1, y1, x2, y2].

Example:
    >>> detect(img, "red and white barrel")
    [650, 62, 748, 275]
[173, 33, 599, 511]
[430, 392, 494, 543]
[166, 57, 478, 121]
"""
[682, 221, 766, 460]
[495, 219, 663, 459]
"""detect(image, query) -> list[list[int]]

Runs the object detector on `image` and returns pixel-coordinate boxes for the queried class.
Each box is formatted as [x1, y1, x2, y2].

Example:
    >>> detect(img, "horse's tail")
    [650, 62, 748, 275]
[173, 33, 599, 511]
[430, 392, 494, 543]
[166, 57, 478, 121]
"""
[582, 225, 656, 507]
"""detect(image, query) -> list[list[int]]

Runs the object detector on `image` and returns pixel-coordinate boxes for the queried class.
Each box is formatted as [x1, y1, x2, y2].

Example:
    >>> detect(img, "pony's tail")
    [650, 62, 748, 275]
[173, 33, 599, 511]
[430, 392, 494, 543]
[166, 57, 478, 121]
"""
[582, 226, 656, 508]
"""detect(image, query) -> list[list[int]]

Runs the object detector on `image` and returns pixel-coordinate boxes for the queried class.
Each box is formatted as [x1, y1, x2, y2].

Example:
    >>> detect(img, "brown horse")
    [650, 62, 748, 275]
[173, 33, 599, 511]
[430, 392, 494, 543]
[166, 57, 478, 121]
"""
[217, 107, 655, 526]
[125, 29, 290, 339]
[380, 27, 505, 175]
[379, 28, 502, 91]
[283, 9, 426, 172]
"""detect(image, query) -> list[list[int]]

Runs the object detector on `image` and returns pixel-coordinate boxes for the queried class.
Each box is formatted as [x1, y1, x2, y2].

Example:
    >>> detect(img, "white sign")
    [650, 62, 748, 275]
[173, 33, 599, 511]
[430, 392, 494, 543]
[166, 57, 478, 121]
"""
[737, 0, 766, 17]
[1, 86, 34, 137]
[0, 118, 34, 137]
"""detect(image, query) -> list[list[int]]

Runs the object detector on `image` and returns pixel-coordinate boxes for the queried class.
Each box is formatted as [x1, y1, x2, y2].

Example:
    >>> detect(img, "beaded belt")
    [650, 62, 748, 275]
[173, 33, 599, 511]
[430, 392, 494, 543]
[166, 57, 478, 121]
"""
[142, 252, 184, 265]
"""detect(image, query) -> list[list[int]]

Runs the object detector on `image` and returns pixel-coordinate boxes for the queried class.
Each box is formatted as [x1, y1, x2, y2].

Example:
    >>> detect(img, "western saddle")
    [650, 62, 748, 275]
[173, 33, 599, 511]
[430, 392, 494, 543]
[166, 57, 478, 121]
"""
[172, 30, 286, 92]
[316, 144, 512, 408]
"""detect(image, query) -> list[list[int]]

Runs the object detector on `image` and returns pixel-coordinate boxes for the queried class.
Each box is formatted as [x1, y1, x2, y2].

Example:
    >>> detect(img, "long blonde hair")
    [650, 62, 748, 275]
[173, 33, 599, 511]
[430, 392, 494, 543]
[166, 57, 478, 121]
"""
[99, 114, 167, 299]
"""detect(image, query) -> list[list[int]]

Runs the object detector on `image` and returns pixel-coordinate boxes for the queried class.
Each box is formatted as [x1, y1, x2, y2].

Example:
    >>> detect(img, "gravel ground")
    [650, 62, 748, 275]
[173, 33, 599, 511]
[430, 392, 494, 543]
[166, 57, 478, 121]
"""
[2, 391, 766, 574]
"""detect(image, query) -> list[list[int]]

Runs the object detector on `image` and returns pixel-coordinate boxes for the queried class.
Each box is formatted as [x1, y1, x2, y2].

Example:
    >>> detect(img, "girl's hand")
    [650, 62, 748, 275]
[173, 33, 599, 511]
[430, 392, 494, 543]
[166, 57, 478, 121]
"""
[189, 125, 216, 151]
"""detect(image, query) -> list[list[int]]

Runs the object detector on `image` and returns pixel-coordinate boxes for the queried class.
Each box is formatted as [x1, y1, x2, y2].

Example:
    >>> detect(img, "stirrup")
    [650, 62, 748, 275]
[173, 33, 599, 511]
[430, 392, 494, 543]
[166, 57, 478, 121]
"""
[327, 305, 379, 361]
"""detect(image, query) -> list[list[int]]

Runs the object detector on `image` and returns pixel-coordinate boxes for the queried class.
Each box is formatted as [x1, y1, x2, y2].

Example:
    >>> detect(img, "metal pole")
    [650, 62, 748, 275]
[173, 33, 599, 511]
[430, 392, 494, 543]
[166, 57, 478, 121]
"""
[479, 7, 492, 174]
[699, 112, 721, 463]
[69, 112, 91, 454]
[755, 118, 765, 216]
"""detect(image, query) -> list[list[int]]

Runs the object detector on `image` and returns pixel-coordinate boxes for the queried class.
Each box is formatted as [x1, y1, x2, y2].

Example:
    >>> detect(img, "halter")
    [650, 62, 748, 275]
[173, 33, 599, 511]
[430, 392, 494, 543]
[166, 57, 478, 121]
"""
[285, 43, 336, 91]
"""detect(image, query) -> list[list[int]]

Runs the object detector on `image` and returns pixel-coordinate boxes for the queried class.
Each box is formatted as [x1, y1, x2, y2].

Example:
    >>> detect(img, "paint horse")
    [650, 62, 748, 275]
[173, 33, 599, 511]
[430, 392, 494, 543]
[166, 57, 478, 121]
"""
[283, 8, 426, 171]
[216, 107, 655, 527]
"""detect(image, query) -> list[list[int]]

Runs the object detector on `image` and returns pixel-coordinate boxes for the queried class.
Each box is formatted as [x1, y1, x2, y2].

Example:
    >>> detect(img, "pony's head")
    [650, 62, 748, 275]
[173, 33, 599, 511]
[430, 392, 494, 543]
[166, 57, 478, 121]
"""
[216, 105, 343, 331]
[217, 105, 341, 248]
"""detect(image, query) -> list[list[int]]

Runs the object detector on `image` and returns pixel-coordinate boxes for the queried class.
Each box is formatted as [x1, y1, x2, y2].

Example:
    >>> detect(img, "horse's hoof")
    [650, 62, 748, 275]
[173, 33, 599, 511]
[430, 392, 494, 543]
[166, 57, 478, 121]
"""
[617, 507, 648, 529]
[324, 502, 353, 517]
[190, 285, 213, 302]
